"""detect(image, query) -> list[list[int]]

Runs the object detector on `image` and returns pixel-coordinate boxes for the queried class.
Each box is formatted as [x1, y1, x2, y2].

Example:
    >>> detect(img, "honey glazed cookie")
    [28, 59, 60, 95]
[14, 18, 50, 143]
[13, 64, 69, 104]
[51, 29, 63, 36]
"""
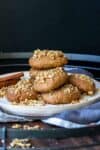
[29, 49, 68, 69]
[69, 74, 96, 95]
[33, 67, 68, 92]
[7, 79, 37, 103]
[40, 84, 81, 104]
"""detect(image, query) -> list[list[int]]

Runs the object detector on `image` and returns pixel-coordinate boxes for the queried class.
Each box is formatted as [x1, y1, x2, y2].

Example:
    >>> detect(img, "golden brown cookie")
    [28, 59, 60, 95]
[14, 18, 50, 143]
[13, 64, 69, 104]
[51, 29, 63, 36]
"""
[69, 74, 95, 95]
[29, 49, 68, 69]
[40, 84, 80, 104]
[29, 68, 42, 78]
[33, 67, 68, 92]
[7, 79, 37, 103]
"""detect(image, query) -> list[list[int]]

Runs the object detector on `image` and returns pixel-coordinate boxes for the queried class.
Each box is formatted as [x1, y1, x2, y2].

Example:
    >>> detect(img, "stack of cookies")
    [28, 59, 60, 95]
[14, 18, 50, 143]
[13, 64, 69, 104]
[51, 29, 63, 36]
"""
[29, 49, 81, 104]
[6, 49, 95, 105]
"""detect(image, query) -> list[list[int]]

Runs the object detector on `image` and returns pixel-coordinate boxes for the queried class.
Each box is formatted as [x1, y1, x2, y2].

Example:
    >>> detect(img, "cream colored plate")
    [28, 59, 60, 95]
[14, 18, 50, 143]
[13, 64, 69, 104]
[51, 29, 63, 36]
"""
[0, 71, 100, 117]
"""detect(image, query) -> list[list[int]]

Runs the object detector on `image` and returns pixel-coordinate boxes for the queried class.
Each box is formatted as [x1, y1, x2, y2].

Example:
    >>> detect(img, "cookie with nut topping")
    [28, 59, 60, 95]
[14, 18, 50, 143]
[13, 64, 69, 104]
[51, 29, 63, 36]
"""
[29, 49, 68, 69]
[40, 84, 80, 104]
[69, 74, 95, 95]
[7, 79, 37, 103]
[29, 68, 43, 78]
[33, 67, 68, 92]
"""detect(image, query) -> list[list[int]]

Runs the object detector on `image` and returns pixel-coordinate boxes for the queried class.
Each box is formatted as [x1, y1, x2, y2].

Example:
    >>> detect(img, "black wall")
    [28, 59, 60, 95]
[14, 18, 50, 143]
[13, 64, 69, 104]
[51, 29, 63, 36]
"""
[0, 0, 99, 54]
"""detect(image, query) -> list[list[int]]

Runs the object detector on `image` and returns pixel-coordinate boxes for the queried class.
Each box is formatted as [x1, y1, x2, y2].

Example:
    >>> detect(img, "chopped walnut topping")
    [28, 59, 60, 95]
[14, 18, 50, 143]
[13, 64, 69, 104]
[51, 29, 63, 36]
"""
[88, 91, 94, 95]
[75, 74, 93, 85]
[0, 87, 7, 97]
[13, 79, 33, 93]
[35, 67, 66, 82]
[0, 86, 12, 97]
[12, 124, 21, 129]
[64, 88, 71, 94]
[63, 84, 76, 91]
[33, 49, 64, 59]
[48, 84, 79, 96]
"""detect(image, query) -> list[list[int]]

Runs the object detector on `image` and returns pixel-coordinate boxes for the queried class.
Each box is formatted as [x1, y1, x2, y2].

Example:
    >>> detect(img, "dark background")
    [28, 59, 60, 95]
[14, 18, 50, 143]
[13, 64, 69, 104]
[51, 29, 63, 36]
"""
[0, 0, 99, 55]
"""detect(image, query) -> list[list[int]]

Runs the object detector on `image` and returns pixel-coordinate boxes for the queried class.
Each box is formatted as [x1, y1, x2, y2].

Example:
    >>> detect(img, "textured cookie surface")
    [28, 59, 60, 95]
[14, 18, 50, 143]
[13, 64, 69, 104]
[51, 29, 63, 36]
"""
[40, 84, 80, 104]
[29, 68, 43, 78]
[29, 49, 68, 69]
[7, 79, 37, 102]
[33, 67, 68, 92]
[69, 74, 95, 95]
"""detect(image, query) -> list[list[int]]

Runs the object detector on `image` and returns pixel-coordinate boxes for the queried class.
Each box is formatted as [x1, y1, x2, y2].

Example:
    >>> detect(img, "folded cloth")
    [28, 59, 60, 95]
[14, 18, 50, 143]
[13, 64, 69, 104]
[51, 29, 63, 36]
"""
[42, 103, 100, 128]
[43, 67, 100, 128]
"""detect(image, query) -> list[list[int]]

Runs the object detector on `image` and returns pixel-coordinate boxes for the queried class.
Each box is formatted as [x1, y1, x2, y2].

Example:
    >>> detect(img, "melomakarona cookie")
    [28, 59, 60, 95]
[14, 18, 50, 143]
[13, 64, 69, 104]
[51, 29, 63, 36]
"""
[40, 84, 80, 104]
[33, 67, 68, 92]
[29, 49, 68, 69]
[7, 79, 37, 103]
[69, 74, 95, 95]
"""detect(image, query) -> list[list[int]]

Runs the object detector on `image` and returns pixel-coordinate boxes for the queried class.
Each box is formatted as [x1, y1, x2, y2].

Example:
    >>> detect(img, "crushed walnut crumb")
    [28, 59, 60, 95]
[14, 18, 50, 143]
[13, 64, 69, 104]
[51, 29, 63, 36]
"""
[12, 124, 22, 129]
[13, 79, 33, 93]
[12, 99, 45, 106]
[63, 84, 79, 93]
[75, 74, 94, 85]
[8, 139, 32, 149]
[23, 125, 40, 130]
[12, 124, 41, 130]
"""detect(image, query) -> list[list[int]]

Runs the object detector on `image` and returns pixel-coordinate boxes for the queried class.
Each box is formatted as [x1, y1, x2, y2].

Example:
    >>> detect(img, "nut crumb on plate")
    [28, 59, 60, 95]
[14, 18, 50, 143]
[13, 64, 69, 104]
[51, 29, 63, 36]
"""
[8, 138, 32, 149]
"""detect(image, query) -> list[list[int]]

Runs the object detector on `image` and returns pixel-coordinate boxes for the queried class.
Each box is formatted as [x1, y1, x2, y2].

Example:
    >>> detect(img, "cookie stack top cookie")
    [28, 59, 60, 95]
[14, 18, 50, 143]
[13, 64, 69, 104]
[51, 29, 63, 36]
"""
[29, 49, 68, 69]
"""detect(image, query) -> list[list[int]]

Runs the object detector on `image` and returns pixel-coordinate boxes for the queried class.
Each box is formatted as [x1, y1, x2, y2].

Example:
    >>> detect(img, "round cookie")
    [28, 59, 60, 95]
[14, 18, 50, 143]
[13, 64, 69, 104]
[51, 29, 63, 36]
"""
[29, 49, 68, 69]
[7, 79, 37, 103]
[40, 84, 80, 104]
[33, 67, 68, 92]
[69, 74, 95, 95]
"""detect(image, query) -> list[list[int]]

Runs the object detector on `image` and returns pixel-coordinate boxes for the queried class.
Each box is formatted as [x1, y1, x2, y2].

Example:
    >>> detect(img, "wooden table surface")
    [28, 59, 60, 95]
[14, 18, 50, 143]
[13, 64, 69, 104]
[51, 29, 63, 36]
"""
[0, 121, 100, 150]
